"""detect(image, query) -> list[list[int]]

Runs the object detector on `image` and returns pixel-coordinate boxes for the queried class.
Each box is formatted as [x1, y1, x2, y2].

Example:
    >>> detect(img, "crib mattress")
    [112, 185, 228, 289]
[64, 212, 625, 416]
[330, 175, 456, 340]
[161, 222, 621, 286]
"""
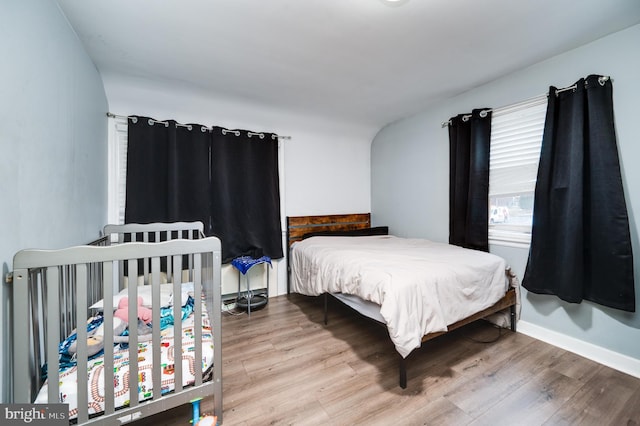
[34, 303, 214, 420]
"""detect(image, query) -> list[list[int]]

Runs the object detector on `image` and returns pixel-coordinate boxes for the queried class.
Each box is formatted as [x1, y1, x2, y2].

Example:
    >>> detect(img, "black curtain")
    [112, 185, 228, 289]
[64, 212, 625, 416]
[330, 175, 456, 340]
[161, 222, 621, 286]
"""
[125, 117, 211, 227]
[523, 75, 635, 312]
[448, 109, 492, 252]
[210, 128, 283, 263]
[125, 117, 283, 264]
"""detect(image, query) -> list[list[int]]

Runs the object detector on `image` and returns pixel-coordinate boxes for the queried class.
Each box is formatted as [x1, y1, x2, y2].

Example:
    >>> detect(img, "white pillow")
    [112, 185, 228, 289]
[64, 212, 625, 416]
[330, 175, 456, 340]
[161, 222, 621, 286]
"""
[169, 281, 194, 307]
[90, 284, 177, 311]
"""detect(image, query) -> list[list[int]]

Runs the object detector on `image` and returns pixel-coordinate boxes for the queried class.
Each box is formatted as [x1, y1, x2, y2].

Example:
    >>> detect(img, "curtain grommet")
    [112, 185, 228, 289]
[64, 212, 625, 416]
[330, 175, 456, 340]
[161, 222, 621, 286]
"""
[248, 132, 266, 139]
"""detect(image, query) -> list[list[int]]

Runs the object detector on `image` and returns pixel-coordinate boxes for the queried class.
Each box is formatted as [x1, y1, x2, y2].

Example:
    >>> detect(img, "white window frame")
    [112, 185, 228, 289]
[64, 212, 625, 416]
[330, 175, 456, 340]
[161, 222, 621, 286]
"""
[489, 95, 547, 248]
[107, 116, 128, 225]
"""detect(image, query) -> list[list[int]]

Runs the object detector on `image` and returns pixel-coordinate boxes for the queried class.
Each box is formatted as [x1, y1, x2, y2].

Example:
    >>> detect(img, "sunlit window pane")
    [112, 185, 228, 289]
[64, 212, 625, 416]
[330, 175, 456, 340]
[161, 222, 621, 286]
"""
[489, 97, 546, 246]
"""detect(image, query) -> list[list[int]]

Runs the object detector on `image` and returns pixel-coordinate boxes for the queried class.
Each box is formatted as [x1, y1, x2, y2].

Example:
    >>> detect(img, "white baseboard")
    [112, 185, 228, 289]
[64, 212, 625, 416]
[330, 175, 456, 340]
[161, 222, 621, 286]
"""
[517, 320, 640, 379]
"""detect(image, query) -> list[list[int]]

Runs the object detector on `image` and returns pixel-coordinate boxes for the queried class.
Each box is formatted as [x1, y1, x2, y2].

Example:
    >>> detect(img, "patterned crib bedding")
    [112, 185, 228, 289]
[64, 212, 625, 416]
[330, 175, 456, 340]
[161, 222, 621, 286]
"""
[35, 299, 214, 420]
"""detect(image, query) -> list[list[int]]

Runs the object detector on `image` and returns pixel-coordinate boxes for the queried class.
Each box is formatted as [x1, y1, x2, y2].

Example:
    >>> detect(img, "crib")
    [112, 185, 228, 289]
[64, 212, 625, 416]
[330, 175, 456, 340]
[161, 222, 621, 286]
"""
[11, 222, 222, 425]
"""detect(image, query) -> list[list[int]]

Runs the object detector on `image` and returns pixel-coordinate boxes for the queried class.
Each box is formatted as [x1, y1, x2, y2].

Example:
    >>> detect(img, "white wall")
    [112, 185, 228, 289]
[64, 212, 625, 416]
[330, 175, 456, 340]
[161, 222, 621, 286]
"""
[103, 72, 375, 295]
[0, 1, 109, 402]
[371, 24, 640, 374]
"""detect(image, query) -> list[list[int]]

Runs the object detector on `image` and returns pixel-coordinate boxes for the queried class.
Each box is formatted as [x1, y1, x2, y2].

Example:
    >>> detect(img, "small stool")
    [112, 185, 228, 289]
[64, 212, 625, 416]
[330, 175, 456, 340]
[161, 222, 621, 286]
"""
[231, 255, 271, 316]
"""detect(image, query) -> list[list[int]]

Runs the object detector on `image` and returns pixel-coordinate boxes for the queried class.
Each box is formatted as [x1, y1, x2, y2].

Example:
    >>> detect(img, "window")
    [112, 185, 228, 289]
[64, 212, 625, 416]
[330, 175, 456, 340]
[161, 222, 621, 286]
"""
[107, 116, 288, 256]
[489, 96, 547, 247]
[107, 115, 128, 225]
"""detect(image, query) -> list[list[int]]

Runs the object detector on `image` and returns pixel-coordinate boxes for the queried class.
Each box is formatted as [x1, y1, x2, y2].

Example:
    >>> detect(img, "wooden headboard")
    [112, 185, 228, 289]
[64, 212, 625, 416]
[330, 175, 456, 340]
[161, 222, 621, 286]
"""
[286, 213, 371, 294]
[286, 213, 371, 249]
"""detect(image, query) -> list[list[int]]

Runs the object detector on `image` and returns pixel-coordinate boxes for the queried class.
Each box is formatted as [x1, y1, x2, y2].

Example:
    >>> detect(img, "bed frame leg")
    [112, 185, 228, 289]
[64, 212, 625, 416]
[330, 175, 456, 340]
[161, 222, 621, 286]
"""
[324, 293, 328, 325]
[399, 356, 407, 389]
[510, 304, 517, 332]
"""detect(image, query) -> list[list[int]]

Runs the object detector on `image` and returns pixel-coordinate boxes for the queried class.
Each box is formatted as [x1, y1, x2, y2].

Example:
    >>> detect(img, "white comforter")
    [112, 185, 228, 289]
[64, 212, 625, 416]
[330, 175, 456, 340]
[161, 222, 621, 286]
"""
[290, 235, 508, 358]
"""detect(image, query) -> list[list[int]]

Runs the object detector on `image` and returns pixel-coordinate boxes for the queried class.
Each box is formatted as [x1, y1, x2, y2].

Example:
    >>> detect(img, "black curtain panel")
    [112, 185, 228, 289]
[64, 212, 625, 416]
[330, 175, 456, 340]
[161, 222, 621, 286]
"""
[125, 117, 211, 227]
[125, 117, 169, 223]
[448, 109, 492, 252]
[523, 75, 635, 312]
[125, 117, 283, 264]
[210, 128, 283, 263]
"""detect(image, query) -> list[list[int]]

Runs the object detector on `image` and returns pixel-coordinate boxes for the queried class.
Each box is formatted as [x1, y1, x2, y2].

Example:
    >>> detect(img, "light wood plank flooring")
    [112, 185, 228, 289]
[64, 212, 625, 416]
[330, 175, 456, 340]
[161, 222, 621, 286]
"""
[134, 294, 640, 425]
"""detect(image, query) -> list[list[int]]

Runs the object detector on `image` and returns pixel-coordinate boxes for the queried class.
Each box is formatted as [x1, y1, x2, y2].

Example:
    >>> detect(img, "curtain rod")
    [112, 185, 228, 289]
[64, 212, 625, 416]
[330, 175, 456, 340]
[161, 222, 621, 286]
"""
[440, 75, 610, 128]
[106, 112, 291, 140]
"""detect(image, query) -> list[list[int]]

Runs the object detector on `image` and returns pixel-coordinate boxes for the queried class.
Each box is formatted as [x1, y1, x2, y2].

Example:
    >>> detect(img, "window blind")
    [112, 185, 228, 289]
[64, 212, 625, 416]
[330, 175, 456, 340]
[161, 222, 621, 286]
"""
[489, 95, 547, 246]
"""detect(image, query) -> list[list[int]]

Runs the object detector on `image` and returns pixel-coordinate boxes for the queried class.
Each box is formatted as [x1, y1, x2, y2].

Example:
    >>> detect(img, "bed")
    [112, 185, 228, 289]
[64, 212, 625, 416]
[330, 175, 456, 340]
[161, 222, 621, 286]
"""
[287, 213, 518, 388]
[11, 222, 223, 425]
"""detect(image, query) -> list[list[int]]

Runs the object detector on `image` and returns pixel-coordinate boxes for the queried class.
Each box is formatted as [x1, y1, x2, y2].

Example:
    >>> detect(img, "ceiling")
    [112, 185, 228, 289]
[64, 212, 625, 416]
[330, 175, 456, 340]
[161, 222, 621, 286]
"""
[57, 0, 640, 130]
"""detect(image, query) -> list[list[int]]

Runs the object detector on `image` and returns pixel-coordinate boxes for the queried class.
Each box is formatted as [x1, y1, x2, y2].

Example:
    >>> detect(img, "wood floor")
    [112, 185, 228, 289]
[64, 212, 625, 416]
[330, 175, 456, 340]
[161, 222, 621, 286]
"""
[135, 294, 640, 425]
